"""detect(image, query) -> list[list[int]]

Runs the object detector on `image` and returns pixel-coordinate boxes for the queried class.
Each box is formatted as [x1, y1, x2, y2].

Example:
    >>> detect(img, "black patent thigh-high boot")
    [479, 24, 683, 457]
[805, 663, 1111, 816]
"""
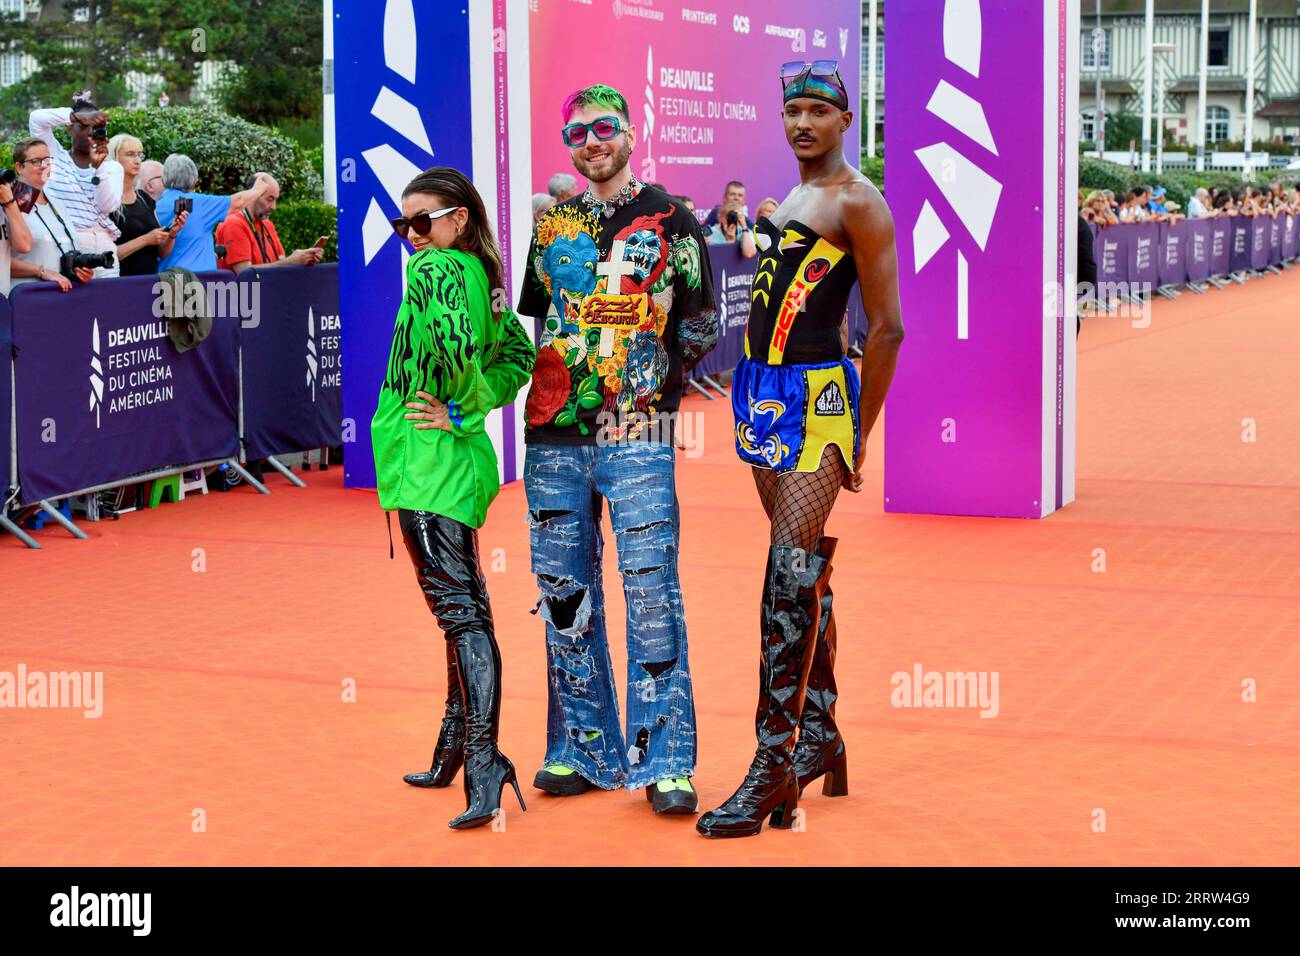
[401, 513, 525, 829]
[402, 641, 465, 788]
[793, 537, 848, 797]
[697, 544, 829, 838]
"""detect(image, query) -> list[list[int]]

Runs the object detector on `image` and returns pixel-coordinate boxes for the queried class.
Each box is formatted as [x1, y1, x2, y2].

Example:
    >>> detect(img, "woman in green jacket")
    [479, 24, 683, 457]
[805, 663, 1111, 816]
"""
[371, 167, 534, 829]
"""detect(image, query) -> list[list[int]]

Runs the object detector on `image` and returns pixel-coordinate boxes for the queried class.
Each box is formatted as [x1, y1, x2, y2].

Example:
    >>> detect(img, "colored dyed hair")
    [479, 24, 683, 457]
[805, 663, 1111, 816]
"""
[562, 84, 629, 123]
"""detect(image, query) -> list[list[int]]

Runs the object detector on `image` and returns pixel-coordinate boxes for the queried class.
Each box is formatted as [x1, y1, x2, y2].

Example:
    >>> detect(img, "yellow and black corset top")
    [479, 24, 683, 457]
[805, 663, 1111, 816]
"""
[745, 217, 859, 366]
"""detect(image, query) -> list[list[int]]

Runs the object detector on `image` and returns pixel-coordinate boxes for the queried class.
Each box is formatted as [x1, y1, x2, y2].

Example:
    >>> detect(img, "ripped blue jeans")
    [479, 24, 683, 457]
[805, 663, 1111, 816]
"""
[524, 441, 697, 791]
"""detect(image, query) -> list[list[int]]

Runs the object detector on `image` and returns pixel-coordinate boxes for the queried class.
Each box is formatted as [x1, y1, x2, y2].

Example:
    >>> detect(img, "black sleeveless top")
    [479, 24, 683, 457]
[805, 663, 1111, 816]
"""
[744, 217, 858, 365]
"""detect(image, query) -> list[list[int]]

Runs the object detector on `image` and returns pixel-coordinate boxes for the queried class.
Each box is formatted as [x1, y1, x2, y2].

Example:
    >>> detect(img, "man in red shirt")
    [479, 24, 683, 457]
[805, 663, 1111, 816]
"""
[216, 173, 325, 272]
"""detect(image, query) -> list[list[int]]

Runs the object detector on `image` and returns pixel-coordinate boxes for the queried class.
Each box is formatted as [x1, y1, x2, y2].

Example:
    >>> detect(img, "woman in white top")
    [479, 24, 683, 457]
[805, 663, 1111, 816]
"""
[9, 137, 95, 291]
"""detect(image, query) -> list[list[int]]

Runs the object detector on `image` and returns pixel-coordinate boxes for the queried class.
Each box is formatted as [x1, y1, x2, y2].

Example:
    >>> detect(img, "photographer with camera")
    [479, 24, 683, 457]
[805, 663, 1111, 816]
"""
[155, 154, 271, 272]
[0, 156, 34, 296]
[108, 134, 186, 277]
[215, 173, 324, 273]
[28, 91, 124, 277]
[7, 139, 96, 291]
[705, 200, 757, 259]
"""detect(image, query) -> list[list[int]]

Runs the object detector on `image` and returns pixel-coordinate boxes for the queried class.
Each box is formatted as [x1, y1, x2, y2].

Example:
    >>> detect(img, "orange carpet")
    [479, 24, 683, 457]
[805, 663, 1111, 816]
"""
[3, 270, 1298, 867]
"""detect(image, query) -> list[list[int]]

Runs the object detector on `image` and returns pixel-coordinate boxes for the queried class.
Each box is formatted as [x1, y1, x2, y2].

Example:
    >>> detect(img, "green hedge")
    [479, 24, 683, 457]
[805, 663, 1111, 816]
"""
[273, 200, 338, 262]
[1080, 156, 1297, 209]
[861, 155, 885, 196]
[107, 105, 323, 200]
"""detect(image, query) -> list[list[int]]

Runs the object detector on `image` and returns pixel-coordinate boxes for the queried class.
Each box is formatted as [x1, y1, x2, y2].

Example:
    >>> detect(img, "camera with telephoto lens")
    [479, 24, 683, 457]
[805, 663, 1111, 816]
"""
[60, 250, 115, 281]
[0, 168, 14, 186]
[726, 210, 740, 227]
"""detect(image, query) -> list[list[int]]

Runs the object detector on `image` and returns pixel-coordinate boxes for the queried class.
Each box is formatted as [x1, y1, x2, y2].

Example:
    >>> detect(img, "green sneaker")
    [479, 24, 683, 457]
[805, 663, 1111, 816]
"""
[533, 735, 602, 797]
[646, 776, 698, 815]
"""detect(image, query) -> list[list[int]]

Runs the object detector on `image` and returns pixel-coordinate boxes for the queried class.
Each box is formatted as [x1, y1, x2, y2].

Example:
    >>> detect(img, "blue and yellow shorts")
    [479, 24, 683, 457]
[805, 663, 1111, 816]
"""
[732, 356, 860, 473]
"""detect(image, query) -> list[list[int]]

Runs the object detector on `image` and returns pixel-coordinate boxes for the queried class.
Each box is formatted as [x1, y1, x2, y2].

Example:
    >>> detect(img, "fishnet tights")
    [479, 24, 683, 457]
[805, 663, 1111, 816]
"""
[751, 445, 848, 551]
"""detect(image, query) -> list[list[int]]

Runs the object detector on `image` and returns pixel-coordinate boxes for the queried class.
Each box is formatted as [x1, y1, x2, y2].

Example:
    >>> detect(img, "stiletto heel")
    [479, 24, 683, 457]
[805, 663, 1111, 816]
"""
[508, 773, 527, 812]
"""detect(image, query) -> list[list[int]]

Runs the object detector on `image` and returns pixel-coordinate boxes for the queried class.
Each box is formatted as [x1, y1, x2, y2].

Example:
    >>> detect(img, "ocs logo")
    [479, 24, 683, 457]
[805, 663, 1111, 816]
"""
[733, 14, 750, 33]
[804, 258, 830, 283]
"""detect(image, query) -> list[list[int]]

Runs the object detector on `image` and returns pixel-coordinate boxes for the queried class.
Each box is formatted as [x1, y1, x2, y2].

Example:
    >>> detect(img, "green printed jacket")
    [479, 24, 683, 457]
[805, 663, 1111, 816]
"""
[371, 248, 534, 528]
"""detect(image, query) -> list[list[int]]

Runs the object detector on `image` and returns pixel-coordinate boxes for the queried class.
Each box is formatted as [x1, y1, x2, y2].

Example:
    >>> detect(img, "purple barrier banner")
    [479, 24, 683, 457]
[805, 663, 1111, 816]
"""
[1158, 219, 1187, 288]
[1127, 221, 1160, 290]
[1184, 219, 1211, 284]
[1285, 213, 1299, 261]
[1210, 219, 1233, 276]
[692, 243, 756, 380]
[846, 283, 869, 350]
[1250, 216, 1270, 271]
[0, 294, 11, 498]
[1094, 225, 1128, 290]
[240, 264, 343, 461]
[1230, 218, 1252, 273]
[12, 275, 240, 505]
[1269, 214, 1284, 266]
[885, 0, 1078, 518]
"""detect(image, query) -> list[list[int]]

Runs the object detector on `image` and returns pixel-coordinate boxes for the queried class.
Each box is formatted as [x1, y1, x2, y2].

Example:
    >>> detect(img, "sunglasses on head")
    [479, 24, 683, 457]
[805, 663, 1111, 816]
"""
[780, 59, 841, 82]
[560, 115, 625, 148]
[390, 205, 462, 239]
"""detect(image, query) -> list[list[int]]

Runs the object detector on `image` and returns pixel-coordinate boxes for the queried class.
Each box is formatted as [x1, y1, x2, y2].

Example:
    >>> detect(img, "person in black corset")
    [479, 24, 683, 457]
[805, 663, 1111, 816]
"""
[108, 134, 185, 276]
[698, 59, 905, 838]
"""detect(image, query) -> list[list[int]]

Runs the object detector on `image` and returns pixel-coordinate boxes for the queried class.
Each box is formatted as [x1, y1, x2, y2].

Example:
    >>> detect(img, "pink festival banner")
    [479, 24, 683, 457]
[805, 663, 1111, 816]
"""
[528, 0, 863, 216]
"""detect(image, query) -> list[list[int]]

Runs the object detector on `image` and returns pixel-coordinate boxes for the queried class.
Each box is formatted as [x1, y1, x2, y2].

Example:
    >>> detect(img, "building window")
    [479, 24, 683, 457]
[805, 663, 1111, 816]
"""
[0, 0, 24, 17]
[0, 52, 20, 85]
[1081, 109, 1096, 144]
[1205, 105, 1230, 144]
[1208, 29, 1230, 68]
[860, 32, 883, 78]
[1082, 27, 1111, 70]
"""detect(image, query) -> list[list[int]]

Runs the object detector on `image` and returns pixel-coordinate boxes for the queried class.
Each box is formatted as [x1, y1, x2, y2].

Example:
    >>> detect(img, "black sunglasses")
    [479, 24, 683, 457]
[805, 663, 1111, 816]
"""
[390, 205, 462, 239]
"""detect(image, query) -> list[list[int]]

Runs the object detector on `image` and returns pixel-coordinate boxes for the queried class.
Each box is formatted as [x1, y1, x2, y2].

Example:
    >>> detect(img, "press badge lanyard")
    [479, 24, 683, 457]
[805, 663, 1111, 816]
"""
[243, 209, 281, 263]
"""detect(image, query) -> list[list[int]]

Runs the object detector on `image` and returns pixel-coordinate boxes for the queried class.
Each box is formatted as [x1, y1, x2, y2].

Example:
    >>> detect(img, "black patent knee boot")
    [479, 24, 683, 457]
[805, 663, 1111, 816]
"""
[793, 537, 848, 797]
[697, 544, 828, 838]
[402, 513, 525, 828]
[402, 642, 465, 788]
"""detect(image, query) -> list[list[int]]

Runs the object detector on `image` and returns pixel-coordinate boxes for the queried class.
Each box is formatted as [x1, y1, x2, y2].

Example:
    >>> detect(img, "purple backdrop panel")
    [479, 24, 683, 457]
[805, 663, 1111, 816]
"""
[1285, 214, 1298, 261]
[1158, 219, 1187, 288]
[1095, 225, 1128, 289]
[240, 264, 343, 461]
[1250, 216, 1270, 271]
[1184, 219, 1211, 284]
[846, 284, 868, 350]
[1127, 221, 1160, 290]
[0, 294, 11, 495]
[1268, 214, 1283, 266]
[1230, 217, 1252, 272]
[885, 0, 1074, 518]
[691, 243, 756, 379]
[1210, 219, 1233, 276]
[12, 275, 240, 504]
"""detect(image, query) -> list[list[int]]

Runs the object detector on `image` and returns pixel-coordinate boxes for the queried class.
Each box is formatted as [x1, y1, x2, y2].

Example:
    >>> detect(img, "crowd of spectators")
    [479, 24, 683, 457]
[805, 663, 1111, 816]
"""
[1082, 181, 1300, 227]
[0, 91, 326, 295]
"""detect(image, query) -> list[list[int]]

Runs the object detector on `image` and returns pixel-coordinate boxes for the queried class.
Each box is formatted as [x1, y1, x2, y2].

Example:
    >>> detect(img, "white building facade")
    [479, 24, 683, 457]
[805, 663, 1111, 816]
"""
[1079, 0, 1300, 150]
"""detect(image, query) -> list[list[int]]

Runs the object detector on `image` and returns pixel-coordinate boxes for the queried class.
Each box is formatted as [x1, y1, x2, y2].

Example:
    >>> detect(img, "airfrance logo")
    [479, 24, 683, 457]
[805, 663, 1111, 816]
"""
[814, 380, 844, 416]
[50, 886, 151, 936]
[910, 0, 1002, 341]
